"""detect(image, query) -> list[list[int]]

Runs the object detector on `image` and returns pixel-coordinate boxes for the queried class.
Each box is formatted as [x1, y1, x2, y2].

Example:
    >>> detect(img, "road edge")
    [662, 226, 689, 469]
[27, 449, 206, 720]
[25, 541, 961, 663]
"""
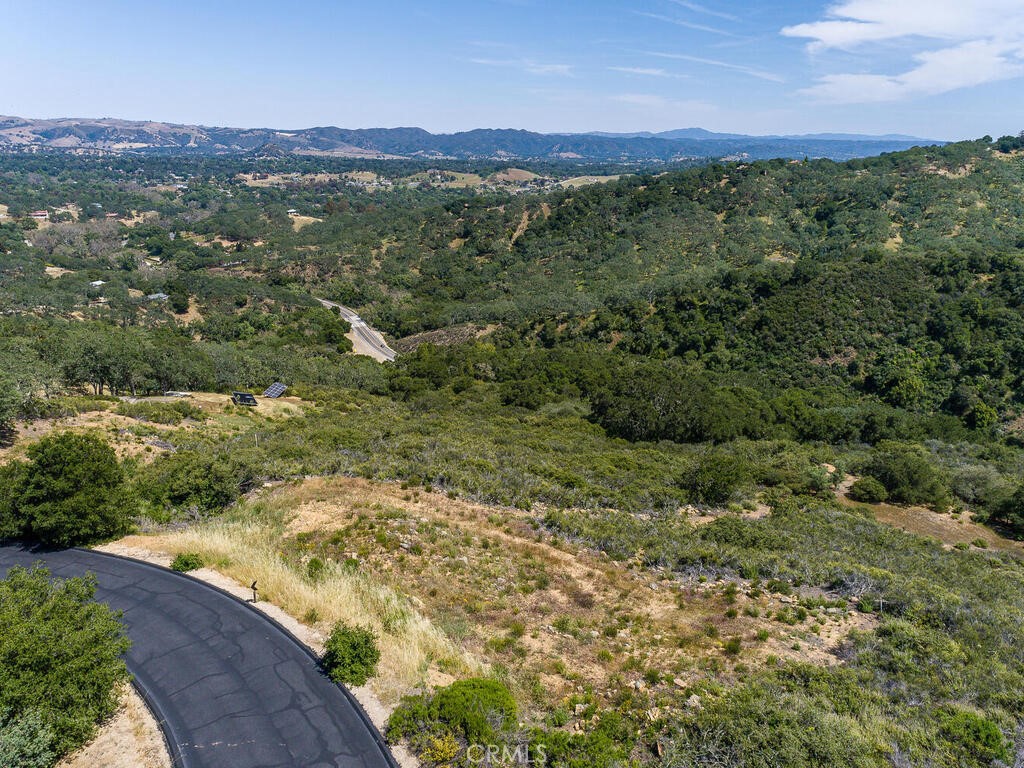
[127, 675, 184, 768]
[76, 546, 401, 768]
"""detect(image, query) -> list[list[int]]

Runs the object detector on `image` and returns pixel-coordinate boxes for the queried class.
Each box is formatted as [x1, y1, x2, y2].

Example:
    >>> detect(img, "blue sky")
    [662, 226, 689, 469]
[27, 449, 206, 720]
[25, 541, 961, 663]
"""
[3, 0, 1024, 139]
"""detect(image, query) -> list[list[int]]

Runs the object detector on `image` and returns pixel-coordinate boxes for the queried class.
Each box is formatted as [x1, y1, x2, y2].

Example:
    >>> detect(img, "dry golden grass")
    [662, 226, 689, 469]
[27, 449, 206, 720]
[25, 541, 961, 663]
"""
[290, 213, 321, 231]
[142, 512, 482, 704]
[170, 478, 872, 707]
[559, 175, 620, 188]
[488, 168, 539, 183]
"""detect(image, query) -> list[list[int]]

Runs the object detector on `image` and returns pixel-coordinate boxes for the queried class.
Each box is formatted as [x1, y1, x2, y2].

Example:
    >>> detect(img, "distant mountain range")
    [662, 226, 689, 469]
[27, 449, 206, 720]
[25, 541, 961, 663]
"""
[0, 115, 941, 162]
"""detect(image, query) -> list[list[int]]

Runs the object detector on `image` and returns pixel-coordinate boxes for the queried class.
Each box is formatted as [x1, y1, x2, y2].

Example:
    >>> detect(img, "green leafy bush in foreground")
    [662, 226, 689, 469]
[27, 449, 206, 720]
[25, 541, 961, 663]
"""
[429, 678, 517, 743]
[0, 708, 56, 768]
[0, 564, 129, 763]
[170, 552, 204, 572]
[322, 622, 380, 686]
[388, 678, 635, 768]
[0, 433, 135, 547]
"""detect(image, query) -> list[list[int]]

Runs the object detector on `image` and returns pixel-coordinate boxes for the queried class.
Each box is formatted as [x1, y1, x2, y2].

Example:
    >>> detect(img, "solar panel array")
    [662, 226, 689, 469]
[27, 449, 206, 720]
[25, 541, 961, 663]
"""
[232, 392, 258, 407]
[263, 382, 287, 398]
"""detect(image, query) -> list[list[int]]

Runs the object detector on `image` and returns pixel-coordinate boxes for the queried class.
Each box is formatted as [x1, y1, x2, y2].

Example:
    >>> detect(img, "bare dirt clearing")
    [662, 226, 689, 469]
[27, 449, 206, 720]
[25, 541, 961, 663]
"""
[290, 213, 321, 231]
[560, 175, 620, 188]
[489, 168, 539, 182]
[57, 685, 169, 768]
[835, 475, 1022, 552]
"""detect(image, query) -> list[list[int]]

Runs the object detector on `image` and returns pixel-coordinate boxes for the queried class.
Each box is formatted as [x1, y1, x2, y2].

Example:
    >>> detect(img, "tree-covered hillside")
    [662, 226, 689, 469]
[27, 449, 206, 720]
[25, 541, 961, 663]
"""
[5, 137, 1024, 767]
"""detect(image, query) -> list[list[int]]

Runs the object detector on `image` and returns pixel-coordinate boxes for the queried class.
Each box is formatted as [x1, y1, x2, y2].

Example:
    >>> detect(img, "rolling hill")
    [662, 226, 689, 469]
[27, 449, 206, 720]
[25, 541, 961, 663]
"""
[0, 115, 937, 161]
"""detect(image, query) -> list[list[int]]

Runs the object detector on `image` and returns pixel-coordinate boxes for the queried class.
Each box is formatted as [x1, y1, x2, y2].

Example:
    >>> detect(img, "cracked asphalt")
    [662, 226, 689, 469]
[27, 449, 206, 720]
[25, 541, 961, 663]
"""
[0, 545, 398, 768]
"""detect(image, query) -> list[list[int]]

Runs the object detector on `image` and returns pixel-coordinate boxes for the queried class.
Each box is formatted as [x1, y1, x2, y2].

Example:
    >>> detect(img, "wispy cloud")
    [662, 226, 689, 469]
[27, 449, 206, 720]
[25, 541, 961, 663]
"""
[469, 58, 573, 76]
[644, 50, 784, 82]
[635, 11, 735, 37]
[608, 66, 691, 79]
[782, 0, 1024, 102]
[612, 92, 714, 110]
[669, 0, 739, 22]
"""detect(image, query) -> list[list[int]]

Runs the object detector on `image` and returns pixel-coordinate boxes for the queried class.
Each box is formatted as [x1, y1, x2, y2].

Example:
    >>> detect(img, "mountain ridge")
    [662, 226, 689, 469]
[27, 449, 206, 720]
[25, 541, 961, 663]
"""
[0, 114, 940, 162]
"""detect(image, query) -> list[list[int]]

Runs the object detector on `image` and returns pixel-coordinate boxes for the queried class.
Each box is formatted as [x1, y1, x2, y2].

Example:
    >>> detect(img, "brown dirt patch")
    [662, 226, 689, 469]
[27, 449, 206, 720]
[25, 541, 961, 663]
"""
[489, 168, 539, 183]
[559, 175, 620, 188]
[290, 214, 321, 231]
[836, 475, 1021, 552]
[174, 298, 203, 325]
[0, 409, 179, 463]
[57, 685, 170, 768]
[511, 209, 531, 243]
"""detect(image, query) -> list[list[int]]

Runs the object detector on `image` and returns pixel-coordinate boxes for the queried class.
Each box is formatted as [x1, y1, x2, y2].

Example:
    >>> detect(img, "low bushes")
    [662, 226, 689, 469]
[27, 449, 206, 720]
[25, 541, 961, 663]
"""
[387, 678, 636, 768]
[860, 442, 950, 510]
[170, 552, 204, 572]
[115, 399, 206, 425]
[387, 678, 517, 757]
[322, 622, 380, 686]
[847, 476, 888, 503]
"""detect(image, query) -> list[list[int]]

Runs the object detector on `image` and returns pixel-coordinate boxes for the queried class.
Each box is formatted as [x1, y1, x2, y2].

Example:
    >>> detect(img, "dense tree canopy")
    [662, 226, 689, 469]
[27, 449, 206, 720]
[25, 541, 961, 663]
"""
[0, 564, 129, 763]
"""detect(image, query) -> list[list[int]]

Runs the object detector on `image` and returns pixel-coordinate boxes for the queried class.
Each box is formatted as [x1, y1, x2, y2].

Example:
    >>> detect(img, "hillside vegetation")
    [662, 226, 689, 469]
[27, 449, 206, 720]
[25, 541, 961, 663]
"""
[3, 137, 1024, 766]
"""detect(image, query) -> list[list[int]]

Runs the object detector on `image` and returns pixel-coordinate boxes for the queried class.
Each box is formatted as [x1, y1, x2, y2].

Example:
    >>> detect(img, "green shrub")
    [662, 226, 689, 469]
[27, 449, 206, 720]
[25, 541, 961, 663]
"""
[0, 462, 28, 540]
[0, 565, 129, 759]
[861, 443, 950, 510]
[170, 552, 204, 572]
[134, 450, 251, 516]
[115, 400, 206, 425]
[0, 709, 56, 768]
[429, 678, 517, 743]
[847, 476, 888, 503]
[15, 433, 135, 547]
[385, 693, 431, 743]
[323, 622, 380, 686]
[939, 709, 1008, 762]
[680, 451, 745, 505]
[306, 556, 326, 581]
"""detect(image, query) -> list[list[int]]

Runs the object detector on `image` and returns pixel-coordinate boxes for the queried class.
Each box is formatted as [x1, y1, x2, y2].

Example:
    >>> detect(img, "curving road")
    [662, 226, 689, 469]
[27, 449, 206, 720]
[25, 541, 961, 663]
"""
[317, 299, 397, 363]
[0, 545, 398, 768]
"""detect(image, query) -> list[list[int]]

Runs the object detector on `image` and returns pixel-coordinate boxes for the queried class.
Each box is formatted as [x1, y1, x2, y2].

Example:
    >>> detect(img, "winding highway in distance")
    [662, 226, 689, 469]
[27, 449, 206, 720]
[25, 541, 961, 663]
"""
[317, 299, 397, 363]
[0, 545, 398, 768]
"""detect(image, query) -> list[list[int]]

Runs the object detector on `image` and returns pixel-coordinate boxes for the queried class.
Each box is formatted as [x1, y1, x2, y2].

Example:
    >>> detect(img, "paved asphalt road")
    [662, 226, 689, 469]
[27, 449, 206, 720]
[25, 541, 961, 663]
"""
[316, 299, 397, 363]
[0, 545, 398, 768]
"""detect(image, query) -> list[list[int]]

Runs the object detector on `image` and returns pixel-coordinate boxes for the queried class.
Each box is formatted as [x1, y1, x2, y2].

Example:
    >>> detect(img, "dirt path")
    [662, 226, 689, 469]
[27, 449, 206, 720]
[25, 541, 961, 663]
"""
[510, 209, 530, 243]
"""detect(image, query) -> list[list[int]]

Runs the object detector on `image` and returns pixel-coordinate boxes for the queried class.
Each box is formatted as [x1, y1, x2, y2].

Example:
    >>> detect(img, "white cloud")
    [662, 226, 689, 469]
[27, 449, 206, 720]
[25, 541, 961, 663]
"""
[469, 58, 573, 76]
[669, 0, 739, 22]
[783, 0, 1024, 102]
[611, 93, 717, 112]
[636, 11, 735, 37]
[608, 66, 690, 79]
[614, 93, 672, 107]
[645, 50, 784, 82]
